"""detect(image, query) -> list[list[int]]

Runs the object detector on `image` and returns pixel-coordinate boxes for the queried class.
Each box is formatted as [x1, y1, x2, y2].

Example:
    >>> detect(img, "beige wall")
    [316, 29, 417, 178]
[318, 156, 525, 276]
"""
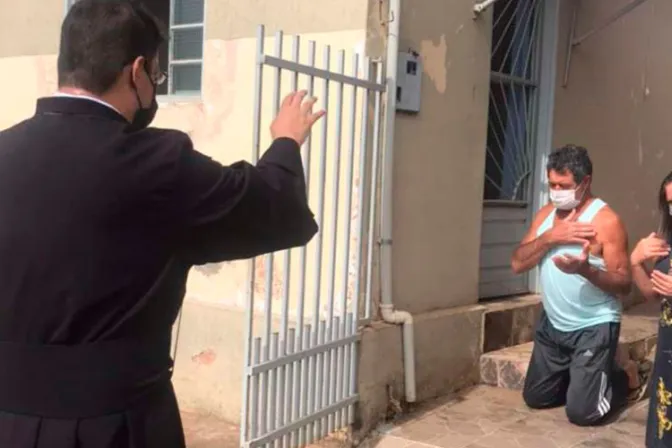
[553, 0, 671, 246]
[0, 0, 62, 58]
[0, 1, 369, 314]
[206, 0, 368, 40]
[356, 0, 492, 434]
[367, 0, 491, 314]
[0, 0, 496, 431]
[0, 0, 371, 424]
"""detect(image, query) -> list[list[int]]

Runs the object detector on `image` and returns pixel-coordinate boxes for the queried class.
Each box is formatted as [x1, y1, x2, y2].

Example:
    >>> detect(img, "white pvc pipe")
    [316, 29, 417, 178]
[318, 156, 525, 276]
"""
[379, 0, 417, 403]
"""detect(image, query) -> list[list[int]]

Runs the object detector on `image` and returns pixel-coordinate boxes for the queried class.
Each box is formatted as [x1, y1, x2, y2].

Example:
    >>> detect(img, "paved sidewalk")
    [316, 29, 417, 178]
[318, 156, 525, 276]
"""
[182, 410, 240, 448]
[362, 386, 648, 448]
[180, 385, 650, 447]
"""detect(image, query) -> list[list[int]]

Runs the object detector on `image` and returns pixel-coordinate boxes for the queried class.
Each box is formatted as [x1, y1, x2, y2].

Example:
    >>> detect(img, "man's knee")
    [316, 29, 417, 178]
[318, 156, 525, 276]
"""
[565, 399, 604, 427]
[523, 384, 555, 410]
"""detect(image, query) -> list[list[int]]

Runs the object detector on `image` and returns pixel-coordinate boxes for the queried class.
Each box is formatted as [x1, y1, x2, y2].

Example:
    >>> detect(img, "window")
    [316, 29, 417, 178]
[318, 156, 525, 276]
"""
[66, 0, 205, 96]
[483, 0, 543, 201]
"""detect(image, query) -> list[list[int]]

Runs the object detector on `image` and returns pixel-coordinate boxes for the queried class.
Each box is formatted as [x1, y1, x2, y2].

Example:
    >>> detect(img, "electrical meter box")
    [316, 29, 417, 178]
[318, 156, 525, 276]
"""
[395, 52, 422, 113]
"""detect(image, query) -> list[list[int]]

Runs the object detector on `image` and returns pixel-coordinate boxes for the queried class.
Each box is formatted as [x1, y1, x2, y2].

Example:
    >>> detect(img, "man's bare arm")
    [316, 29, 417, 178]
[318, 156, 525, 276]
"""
[511, 205, 555, 274]
[511, 205, 596, 274]
[579, 211, 632, 297]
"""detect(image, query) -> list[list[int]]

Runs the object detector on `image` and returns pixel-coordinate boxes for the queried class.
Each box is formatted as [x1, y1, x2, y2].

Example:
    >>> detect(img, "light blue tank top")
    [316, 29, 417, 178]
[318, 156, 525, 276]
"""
[536, 198, 622, 332]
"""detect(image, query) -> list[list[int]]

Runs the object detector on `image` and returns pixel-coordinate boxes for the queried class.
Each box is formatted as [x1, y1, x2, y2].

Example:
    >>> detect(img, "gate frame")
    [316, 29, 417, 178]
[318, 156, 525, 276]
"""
[528, 0, 561, 294]
[240, 25, 386, 448]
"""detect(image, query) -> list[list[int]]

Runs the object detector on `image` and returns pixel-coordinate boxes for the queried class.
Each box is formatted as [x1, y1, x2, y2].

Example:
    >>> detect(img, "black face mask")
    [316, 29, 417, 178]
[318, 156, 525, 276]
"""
[128, 65, 158, 132]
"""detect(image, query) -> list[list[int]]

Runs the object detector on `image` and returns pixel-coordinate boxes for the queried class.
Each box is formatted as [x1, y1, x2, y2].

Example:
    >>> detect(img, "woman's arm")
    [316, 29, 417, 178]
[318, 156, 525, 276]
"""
[631, 261, 658, 301]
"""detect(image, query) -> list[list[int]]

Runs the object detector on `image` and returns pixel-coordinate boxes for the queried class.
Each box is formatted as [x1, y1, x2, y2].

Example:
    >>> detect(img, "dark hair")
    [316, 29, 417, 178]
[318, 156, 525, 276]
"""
[546, 144, 593, 184]
[57, 0, 167, 95]
[658, 172, 672, 241]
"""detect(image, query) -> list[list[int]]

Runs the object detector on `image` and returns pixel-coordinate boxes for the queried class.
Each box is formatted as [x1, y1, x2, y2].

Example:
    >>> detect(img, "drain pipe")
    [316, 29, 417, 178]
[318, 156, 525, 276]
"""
[379, 0, 416, 404]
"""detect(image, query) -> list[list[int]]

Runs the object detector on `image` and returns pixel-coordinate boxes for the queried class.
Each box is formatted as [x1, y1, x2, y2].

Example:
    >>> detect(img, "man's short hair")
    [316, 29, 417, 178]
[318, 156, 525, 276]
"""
[57, 0, 167, 95]
[546, 144, 593, 184]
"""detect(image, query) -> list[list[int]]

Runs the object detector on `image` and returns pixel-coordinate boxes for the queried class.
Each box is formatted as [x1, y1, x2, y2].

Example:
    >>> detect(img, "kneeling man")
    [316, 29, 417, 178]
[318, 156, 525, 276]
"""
[511, 144, 641, 426]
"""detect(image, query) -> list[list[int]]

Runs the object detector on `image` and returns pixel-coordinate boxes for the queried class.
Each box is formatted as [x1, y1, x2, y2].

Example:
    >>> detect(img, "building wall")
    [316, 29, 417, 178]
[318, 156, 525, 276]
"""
[356, 0, 491, 433]
[0, 0, 495, 430]
[376, 0, 491, 314]
[0, 0, 370, 424]
[552, 0, 671, 250]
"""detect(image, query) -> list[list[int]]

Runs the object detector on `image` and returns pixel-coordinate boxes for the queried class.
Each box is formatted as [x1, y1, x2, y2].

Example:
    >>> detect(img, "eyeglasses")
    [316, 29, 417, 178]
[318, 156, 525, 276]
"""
[152, 70, 168, 86]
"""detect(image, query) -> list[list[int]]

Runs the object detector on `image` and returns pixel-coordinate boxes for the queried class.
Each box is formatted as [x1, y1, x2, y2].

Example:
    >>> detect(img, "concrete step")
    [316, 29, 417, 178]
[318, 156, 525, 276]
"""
[479, 301, 660, 390]
[482, 294, 542, 353]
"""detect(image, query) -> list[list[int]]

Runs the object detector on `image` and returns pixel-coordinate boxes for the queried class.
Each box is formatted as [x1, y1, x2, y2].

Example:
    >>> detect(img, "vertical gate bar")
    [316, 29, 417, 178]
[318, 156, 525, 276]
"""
[277, 36, 300, 448]
[267, 333, 279, 447]
[364, 64, 383, 321]
[314, 320, 326, 440]
[326, 316, 341, 435]
[258, 342, 268, 437]
[280, 34, 299, 346]
[250, 338, 262, 440]
[283, 328, 295, 448]
[241, 24, 265, 447]
[285, 34, 299, 341]
[348, 58, 371, 424]
[310, 44, 331, 359]
[259, 32, 283, 445]
[319, 318, 331, 437]
[336, 53, 359, 430]
[343, 313, 354, 423]
[325, 49, 345, 330]
[324, 49, 346, 438]
[302, 39, 318, 443]
[297, 325, 312, 446]
[311, 44, 331, 442]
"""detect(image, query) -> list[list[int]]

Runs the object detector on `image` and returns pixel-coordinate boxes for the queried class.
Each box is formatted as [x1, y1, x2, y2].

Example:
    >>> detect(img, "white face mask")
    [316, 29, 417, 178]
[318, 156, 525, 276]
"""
[550, 188, 581, 211]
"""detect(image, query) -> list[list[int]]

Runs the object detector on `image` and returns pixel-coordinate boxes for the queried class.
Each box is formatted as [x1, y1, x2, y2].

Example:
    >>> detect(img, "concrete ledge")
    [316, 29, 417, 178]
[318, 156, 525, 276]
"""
[356, 304, 485, 437]
[482, 294, 542, 353]
[172, 300, 246, 423]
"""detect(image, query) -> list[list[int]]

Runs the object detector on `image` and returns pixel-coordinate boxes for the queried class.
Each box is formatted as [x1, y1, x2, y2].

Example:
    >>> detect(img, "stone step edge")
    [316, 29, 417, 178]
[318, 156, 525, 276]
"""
[480, 333, 658, 390]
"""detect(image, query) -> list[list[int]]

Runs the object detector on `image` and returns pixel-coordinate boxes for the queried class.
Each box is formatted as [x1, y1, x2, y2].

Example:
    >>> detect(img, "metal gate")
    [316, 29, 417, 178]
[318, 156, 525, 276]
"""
[240, 25, 385, 448]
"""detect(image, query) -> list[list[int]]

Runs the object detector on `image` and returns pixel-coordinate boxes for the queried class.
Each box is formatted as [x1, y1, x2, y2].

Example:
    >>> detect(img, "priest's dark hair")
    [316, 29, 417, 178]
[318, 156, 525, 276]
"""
[57, 0, 166, 95]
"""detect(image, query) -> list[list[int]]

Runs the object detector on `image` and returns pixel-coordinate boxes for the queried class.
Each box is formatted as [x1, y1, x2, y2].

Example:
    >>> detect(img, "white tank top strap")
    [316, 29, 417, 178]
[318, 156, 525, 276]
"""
[577, 198, 606, 223]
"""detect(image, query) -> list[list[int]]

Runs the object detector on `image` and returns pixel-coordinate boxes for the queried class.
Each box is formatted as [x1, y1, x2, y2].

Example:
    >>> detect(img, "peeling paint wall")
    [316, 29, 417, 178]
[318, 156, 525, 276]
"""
[0, 0, 497, 427]
[0, 0, 370, 423]
[367, 0, 491, 313]
[553, 0, 671, 247]
[356, 0, 493, 434]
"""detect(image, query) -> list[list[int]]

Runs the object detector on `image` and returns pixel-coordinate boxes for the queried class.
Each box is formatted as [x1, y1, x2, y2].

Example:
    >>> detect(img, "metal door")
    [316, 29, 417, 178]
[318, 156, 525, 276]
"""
[479, 0, 546, 299]
[240, 25, 385, 448]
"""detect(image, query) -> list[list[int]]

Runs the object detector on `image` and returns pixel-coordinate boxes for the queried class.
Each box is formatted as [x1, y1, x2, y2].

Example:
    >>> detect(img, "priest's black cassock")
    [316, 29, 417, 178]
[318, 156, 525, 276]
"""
[0, 96, 317, 448]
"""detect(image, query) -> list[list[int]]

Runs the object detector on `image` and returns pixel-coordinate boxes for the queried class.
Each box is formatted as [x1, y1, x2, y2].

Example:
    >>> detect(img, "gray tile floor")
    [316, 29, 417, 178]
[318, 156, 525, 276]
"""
[181, 385, 651, 447]
[361, 386, 649, 448]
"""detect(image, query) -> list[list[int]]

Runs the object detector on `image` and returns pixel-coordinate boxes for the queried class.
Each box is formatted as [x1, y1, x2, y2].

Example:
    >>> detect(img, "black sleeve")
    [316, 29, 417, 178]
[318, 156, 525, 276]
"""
[146, 132, 318, 264]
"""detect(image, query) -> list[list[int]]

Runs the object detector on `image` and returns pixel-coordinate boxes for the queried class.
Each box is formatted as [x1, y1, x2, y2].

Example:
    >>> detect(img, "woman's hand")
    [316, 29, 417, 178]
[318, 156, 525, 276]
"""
[652, 270, 672, 297]
[631, 232, 670, 266]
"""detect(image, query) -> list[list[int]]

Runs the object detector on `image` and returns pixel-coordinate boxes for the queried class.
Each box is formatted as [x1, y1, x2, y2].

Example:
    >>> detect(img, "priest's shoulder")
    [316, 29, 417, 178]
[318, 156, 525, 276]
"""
[113, 127, 203, 186]
[120, 126, 194, 155]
